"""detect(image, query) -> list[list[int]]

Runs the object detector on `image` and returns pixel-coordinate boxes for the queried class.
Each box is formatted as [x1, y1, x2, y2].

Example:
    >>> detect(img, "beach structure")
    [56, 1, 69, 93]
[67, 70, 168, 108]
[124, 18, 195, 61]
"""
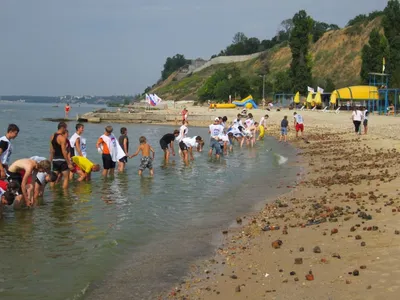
[368, 72, 400, 115]
[210, 95, 258, 109]
[329, 85, 379, 111]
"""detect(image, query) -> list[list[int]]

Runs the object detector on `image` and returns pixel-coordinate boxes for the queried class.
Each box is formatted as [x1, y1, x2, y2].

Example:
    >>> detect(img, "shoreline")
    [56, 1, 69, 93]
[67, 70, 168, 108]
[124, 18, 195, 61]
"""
[158, 109, 400, 300]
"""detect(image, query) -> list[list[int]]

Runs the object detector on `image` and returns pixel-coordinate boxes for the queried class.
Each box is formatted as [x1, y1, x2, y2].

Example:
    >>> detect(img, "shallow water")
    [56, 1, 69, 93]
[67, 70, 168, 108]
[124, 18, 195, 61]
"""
[0, 103, 298, 300]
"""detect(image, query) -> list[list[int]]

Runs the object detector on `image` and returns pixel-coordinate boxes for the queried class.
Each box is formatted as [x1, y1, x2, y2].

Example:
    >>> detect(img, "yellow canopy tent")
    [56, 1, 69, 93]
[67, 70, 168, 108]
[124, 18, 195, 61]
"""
[330, 86, 379, 104]
[294, 92, 300, 104]
[314, 92, 322, 105]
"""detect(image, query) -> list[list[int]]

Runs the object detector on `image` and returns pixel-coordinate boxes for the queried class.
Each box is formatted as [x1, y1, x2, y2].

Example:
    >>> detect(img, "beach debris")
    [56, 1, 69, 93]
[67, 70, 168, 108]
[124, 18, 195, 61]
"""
[313, 246, 322, 253]
[263, 225, 280, 231]
[355, 235, 362, 240]
[236, 217, 242, 224]
[331, 228, 338, 235]
[264, 273, 270, 278]
[294, 277, 299, 282]
[320, 258, 327, 263]
[294, 258, 303, 265]
[353, 270, 359, 276]
[222, 230, 228, 234]
[271, 240, 283, 249]
[235, 285, 241, 292]
[299, 247, 304, 252]
[346, 279, 352, 284]
[367, 285, 372, 289]
[290, 271, 296, 276]
[395, 230, 400, 235]
[361, 242, 366, 247]
[350, 226, 356, 232]
[360, 265, 367, 269]
[230, 275, 238, 279]
[305, 271, 314, 281]
[332, 253, 341, 259]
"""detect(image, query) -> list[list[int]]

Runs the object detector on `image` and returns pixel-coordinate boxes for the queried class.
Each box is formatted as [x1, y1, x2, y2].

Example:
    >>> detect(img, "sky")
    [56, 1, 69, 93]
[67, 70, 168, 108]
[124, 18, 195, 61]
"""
[0, 0, 387, 96]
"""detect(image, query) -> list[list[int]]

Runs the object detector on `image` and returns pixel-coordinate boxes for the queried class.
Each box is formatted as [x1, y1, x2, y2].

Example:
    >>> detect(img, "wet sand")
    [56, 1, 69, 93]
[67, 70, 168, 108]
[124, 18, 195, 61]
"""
[160, 108, 400, 300]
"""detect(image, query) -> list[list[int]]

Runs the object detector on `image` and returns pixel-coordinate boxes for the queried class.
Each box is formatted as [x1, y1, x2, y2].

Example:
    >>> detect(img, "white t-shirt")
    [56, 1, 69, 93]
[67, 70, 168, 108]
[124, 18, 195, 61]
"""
[352, 110, 363, 121]
[209, 124, 224, 138]
[294, 114, 304, 124]
[182, 136, 198, 148]
[260, 117, 266, 127]
[364, 110, 369, 120]
[177, 125, 188, 142]
[245, 118, 254, 128]
[69, 133, 87, 157]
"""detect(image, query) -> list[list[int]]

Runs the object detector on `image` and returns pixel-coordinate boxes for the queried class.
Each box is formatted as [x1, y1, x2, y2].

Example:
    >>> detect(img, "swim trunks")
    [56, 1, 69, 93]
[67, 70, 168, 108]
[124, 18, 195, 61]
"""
[119, 156, 128, 163]
[139, 156, 153, 171]
[295, 123, 304, 132]
[102, 154, 116, 170]
[52, 159, 69, 172]
[179, 141, 188, 151]
[281, 127, 288, 135]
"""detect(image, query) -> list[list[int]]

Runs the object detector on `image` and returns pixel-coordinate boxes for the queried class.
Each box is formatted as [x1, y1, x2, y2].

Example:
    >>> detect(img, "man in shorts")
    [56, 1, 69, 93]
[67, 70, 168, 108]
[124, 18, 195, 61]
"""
[293, 112, 304, 138]
[159, 130, 179, 163]
[118, 127, 130, 172]
[50, 122, 74, 189]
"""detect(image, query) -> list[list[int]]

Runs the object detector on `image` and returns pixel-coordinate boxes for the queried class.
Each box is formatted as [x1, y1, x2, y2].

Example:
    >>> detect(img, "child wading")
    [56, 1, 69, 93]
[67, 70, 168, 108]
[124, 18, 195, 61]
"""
[279, 116, 289, 142]
[130, 136, 155, 176]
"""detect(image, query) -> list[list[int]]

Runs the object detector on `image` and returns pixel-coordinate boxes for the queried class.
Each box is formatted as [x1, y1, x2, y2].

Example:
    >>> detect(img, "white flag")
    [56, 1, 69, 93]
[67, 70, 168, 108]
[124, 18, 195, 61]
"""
[317, 86, 324, 94]
[145, 94, 151, 104]
[154, 94, 162, 103]
[307, 86, 315, 93]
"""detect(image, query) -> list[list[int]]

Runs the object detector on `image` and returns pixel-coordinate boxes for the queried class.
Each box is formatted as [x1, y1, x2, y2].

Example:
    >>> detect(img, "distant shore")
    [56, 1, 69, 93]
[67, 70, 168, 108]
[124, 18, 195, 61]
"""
[160, 109, 400, 300]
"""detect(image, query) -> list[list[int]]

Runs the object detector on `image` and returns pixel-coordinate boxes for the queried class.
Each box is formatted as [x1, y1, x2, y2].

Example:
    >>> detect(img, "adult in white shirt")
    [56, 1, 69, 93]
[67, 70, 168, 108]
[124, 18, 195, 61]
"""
[351, 107, 363, 135]
[179, 136, 204, 165]
[208, 118, 225, 159]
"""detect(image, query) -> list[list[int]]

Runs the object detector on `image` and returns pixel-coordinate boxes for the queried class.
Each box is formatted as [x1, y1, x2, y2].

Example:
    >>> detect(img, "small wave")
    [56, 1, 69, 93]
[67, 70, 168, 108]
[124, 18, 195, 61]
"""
[275, 154, 288, 165]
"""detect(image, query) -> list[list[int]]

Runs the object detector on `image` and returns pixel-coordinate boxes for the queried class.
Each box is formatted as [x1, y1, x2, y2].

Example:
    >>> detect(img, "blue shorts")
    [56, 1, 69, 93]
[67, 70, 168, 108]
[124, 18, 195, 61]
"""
[281, 127, 287, 135]
[210, 138, 222, 155]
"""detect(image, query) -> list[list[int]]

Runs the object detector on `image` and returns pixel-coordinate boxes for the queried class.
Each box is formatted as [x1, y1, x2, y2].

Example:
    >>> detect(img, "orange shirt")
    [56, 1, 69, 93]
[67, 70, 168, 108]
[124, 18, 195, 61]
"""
[97, 137, 110, 154]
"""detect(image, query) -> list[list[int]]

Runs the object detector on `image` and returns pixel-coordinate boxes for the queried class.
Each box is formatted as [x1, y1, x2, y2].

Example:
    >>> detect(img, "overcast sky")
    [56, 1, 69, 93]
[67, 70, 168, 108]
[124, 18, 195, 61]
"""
[0, 0, 387, 96]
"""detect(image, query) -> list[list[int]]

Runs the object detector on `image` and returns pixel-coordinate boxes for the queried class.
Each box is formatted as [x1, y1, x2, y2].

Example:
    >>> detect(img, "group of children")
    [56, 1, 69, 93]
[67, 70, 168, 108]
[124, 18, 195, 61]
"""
[0, 112, 304, 215]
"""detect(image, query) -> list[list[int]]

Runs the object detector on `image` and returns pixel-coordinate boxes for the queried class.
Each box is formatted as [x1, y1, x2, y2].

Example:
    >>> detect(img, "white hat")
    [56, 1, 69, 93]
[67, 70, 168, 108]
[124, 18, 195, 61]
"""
[215, 117, 219, 121]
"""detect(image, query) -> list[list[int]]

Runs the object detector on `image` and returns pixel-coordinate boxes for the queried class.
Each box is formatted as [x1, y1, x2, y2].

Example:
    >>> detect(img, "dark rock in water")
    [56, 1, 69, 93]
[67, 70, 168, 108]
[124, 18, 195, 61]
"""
[313, 246, 322, 253]
[294, 258, 303, 264]
[353, 270, 360, 276]
[235, 285, 241, 292]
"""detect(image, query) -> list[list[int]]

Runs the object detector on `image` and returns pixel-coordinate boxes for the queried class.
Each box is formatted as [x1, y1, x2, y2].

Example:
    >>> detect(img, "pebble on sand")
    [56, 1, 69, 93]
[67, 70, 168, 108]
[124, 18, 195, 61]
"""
[313, 246, 322, 253]
[295, 258, 303, 264]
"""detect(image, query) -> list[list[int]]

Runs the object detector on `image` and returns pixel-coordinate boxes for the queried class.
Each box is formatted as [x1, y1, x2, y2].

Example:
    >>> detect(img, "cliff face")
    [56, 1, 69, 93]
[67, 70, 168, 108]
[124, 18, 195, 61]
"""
[151, 17, 382, 101]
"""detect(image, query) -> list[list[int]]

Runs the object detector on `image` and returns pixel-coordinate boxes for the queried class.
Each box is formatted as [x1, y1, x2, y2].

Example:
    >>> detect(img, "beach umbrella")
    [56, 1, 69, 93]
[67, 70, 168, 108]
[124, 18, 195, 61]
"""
[306, 92, 313, 103]
[330, 91, 337, 104]
[294, 92, 300, 104]
[314, 92, 322, 105]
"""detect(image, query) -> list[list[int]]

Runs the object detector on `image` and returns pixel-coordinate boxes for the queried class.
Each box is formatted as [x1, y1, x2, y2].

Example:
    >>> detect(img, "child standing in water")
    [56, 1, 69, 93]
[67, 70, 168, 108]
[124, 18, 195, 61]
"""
[129, 136, 155, 176]
[279, 116, 289, 142]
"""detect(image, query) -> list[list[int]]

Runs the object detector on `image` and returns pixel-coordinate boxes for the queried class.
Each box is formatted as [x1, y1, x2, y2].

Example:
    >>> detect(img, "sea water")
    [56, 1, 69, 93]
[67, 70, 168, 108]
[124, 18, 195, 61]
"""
[0, 103, 298, 300]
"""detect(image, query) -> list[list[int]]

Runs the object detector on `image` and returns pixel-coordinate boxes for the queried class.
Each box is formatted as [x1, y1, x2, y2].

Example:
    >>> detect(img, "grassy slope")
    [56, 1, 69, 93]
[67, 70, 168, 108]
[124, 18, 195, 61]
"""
[152, 17, 382, 100]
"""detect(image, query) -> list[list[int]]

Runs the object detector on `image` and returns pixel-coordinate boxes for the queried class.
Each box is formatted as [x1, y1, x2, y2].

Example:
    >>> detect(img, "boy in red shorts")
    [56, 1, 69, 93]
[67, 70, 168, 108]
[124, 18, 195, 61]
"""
[293, 112, 304, 138]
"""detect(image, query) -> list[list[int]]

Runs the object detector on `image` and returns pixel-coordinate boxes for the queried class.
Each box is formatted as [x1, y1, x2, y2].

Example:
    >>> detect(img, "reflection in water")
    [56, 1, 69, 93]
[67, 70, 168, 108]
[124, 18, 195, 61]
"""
[140, 176, 154, 196]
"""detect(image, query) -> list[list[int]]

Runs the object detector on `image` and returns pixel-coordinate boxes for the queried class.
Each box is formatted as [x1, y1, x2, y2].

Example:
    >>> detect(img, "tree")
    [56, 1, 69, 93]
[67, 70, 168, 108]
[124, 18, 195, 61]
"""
[312, 22, 339, 42]
[325, 78, 336, 92]
[232, 32, 247, 44]
[289, 10, 314, 94]
[383, 0, 400, 86]
[161, 54, 190, 80]
[274, 70, 292, 92]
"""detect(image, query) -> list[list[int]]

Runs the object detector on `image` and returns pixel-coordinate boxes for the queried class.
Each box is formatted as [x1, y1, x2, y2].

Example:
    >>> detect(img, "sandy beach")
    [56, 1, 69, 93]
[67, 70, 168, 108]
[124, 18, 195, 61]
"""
[157, 107, 400, 300]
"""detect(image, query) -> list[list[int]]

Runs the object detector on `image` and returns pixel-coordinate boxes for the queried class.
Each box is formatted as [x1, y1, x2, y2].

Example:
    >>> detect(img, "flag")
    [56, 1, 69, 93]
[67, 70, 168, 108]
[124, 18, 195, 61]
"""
[317, 86, 324, 94]
[307, 86, 315, 93]
[153, 94, 162, 104]
[383, 57, 386, 73]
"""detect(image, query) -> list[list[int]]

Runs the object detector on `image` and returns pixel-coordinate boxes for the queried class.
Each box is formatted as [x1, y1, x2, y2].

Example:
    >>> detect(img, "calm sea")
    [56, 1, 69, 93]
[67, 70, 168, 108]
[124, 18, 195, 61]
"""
[0, 102, 298, 300]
